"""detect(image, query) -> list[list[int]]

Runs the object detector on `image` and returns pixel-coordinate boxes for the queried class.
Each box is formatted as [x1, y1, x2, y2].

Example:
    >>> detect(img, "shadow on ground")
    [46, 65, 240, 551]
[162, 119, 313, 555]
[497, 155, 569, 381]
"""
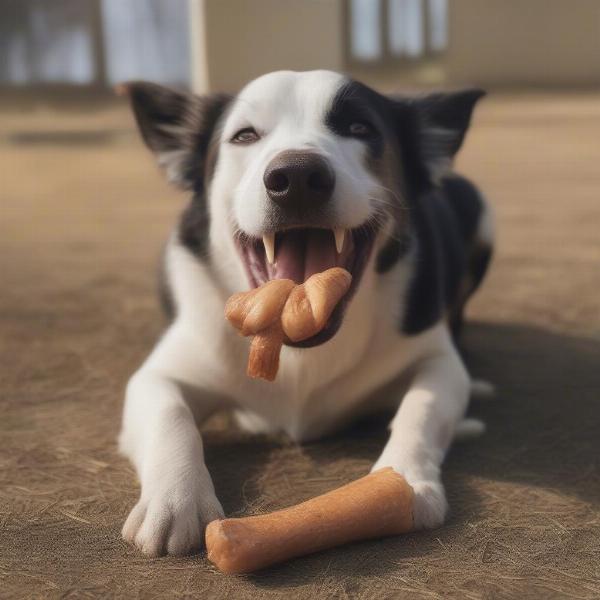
[202, 320, 600, 588]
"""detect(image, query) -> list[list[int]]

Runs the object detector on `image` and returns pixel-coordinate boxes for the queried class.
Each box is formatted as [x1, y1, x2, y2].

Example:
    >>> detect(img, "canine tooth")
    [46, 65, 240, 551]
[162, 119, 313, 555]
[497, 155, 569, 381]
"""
[262, 233, 276, 264]
[333, 228, 346, 254]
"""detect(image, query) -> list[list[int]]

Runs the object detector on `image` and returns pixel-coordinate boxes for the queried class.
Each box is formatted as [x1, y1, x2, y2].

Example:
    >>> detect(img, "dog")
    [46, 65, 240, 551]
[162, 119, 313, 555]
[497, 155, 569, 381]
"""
[119, 70, 493, 556]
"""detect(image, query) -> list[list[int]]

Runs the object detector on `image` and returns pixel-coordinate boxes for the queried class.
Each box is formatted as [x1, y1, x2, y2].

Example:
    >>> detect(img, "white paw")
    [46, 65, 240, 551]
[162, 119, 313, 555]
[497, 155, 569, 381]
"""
[411, 479, 448, 530]
[122, 483, 224, 557]
[454, 417, 486, 441]
[470, 378, 496, 400]
[234, 409, 276, 435]
[371, 460, 448, 530]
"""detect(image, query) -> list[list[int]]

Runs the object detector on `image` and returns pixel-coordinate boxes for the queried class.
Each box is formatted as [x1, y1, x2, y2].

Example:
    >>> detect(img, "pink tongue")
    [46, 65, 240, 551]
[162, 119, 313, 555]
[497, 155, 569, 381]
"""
[304, 229, 338, 279]
[272, 230, 305, 283]
[273, 229, 337, 284]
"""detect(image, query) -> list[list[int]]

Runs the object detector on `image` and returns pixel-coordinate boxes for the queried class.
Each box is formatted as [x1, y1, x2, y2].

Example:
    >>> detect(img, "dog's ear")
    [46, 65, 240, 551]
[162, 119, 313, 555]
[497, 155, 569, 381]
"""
[119, 81, 231, 190]
[392, 89, 485, 189]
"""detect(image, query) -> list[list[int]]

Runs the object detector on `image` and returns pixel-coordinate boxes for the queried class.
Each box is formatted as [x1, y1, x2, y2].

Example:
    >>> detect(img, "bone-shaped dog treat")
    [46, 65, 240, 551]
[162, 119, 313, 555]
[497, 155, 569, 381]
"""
[225, 267, 352, 381]
[205, 468, 414, 574]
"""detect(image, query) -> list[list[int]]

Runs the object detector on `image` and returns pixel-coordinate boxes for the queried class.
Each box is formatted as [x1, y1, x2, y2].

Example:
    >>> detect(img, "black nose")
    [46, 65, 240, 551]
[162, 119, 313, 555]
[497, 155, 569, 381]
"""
[263, 150, 335, 207]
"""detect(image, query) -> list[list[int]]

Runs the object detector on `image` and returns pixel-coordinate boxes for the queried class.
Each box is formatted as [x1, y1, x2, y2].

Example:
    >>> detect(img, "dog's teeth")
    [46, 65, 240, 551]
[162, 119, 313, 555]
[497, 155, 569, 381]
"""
[262, 233, 276, 264]
[333, 228, 346, 254]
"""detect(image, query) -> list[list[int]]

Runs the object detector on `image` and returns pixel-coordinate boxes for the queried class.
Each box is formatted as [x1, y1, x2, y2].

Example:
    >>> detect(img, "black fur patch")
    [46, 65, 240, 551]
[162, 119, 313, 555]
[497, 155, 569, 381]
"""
[125, 82, 232, 259]
[469, 242, 493, 297]
[383, 89, 486, 334]
[325, 81, 387, 160]
[177, 194, 212, 259]
[178, 97, 233, 260]
[327, 81, 410, 274]
[326, 80, 488, 329]
[389, 89, 485, 195]
[411, 89, 486, 163]
[401, 175, 488, 335]
[443, 174, 483, 242]
[375, 232, 412, 274]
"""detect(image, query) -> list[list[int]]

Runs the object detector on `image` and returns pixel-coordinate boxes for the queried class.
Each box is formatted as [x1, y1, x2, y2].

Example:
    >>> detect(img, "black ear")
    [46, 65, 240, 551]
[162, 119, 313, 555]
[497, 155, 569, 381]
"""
[393, 89, 485, 187]
[119, 81, 231, 190]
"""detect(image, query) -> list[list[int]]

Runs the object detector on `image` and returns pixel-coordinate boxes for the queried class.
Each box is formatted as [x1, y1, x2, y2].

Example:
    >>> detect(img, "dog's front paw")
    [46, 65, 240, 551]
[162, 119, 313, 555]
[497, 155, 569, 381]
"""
[122, 484, 224, 557]
[410, 479, 448, 529]
[371, 460, 447, 530]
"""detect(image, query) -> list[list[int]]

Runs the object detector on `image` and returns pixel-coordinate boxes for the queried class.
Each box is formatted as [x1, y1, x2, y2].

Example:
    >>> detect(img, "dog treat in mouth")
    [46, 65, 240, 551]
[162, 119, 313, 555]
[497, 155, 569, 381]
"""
[281, 268, 352, 342]
[205, 467, 414, 574]
[225, 267, 352, 381]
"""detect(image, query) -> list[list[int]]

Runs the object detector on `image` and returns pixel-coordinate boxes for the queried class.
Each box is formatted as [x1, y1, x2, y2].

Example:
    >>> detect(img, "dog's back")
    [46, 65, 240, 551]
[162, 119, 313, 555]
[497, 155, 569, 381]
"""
[397, 173, 493, 337]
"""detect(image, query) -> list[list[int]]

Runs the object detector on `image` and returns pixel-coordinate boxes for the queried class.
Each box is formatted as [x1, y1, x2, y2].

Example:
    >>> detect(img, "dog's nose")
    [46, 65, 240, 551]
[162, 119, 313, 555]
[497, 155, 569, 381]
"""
[264, 150, 335, 207]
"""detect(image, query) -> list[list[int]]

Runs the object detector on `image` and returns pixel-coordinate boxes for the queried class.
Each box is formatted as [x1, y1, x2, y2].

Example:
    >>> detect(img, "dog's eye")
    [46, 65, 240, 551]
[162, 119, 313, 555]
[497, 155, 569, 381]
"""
[348, 121, 373, 137]
[231, 127, 260, 144]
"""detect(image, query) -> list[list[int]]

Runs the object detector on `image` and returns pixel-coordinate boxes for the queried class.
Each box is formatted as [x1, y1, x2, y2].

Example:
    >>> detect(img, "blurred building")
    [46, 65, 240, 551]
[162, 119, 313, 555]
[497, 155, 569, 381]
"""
[1, 0, 599, 95]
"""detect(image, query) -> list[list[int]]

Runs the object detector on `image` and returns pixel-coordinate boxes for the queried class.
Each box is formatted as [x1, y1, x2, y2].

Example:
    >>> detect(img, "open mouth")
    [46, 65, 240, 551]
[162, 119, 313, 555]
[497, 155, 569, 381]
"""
[235, 225, 377, 347]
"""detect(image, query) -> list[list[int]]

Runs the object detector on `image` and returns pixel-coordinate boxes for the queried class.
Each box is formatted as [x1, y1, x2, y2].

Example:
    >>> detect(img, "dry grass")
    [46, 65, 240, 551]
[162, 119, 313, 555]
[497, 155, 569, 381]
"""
[1, 91, 599, 599]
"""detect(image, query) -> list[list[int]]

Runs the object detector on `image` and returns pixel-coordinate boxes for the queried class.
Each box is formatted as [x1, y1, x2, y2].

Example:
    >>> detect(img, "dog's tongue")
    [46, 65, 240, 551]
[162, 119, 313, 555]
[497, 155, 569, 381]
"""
[273, 229, 337, 284]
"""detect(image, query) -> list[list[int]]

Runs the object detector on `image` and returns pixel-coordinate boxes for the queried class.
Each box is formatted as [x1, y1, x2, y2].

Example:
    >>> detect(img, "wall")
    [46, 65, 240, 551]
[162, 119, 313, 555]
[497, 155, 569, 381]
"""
[190, 0, 600, 92]
[444, 0, 600, 87]
[190, 0, 344, 94]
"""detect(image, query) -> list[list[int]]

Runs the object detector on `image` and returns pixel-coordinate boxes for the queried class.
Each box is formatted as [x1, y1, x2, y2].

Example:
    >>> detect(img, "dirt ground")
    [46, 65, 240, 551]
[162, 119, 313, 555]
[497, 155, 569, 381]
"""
[1, 91, 599, 599]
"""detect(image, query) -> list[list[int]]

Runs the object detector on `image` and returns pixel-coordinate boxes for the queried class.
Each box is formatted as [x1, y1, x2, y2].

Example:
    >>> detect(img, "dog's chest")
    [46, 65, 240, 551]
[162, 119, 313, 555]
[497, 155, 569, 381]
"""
[232, 305, 375, 440]
[230, 297, 421, 442]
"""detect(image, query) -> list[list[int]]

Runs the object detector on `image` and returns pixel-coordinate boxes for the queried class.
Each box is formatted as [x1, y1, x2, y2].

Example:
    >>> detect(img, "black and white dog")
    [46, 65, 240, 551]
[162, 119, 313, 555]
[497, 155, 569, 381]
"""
[119, 70, 493, 556]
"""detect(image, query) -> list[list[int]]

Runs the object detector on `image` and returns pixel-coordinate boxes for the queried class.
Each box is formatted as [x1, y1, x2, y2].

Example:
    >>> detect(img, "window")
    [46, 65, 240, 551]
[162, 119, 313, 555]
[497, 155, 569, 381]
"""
[348, 0, 448, 63]
[0, 0, 190, 87]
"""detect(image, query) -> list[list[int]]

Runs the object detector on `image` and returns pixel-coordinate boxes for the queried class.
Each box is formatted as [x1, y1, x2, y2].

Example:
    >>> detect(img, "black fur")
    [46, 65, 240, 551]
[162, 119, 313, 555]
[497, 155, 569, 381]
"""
[409, 89, 486, 167]
[443, 175, 484, 242]
[323, 81, 488, 335]
[376, 233, 412, 274]
[386, 90, 487, 334]
[470, 243, 492, 295]
[325, 81, 388, 160]
[390, 88, 485, 195]
[326, 81, 411, 275]
[177, 194, 212, 260]
[401, 174, 488, 335]
[124, 81, 232, 259]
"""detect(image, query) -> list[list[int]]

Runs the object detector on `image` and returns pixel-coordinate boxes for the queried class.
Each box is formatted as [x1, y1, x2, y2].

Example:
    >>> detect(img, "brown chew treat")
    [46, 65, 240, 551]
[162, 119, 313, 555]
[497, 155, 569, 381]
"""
[246, 322, 285, 382]
[281, 268, 352, 342]
[205, 467, 414, 574]
[225, 279, 295, 381]
[225, 267, 352, 381]
[225, 279, 296, 336]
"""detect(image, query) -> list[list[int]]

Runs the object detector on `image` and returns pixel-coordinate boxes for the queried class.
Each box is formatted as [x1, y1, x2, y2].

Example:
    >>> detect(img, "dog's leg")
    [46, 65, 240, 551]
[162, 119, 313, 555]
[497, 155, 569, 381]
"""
[119, 326, 226, 556]
[372, 346, 469, 529]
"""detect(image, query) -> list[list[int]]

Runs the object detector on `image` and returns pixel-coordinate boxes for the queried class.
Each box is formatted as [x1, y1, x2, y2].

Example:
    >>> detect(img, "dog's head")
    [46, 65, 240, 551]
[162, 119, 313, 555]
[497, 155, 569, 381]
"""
[124, 70, 483, 346]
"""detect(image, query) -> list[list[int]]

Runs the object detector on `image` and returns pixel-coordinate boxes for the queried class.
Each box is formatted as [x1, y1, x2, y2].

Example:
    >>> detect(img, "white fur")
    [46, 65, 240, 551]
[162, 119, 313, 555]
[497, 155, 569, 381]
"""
[119, 70, 482, 556]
